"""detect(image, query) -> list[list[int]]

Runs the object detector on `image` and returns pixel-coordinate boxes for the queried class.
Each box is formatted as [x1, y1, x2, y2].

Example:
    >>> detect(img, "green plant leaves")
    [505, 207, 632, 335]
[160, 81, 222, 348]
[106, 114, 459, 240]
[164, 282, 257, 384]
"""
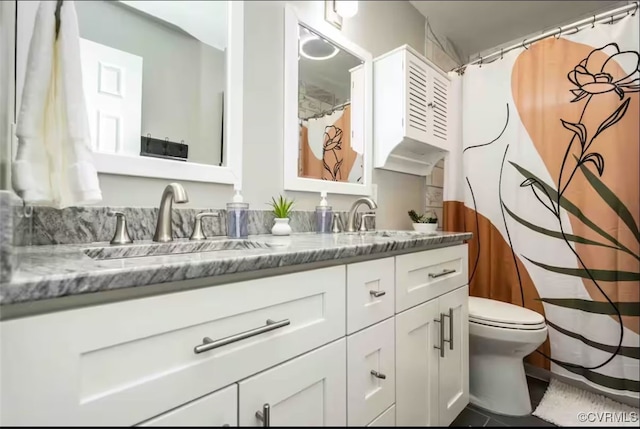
[502, 203, 619, 250]
[593, 98, 630, 140]
[540, 298, 639, 316]
[269, 195, 294, 218]
[524, 256, 640, 281]
[510, 161, 638, 260]
[561, 119, 587, 147]
[576, 157, 640, 243]
[581, 153, 605, 176]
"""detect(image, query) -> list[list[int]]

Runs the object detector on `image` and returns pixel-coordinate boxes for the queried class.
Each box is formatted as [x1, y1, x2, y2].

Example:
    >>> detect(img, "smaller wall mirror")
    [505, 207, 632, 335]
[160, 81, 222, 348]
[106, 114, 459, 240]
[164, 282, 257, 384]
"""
[284, 5, 372, 195]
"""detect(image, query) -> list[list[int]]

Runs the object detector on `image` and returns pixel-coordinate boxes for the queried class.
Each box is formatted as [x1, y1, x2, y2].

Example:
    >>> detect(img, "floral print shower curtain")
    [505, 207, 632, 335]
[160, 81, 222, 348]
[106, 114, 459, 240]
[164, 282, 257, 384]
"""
[444, 15, 639, 399]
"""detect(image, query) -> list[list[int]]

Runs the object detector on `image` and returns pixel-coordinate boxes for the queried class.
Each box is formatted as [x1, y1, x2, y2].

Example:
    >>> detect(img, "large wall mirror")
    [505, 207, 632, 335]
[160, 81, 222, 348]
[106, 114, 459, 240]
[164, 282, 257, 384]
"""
[284, 5, 372, 195]
[15, 1, 243, 185]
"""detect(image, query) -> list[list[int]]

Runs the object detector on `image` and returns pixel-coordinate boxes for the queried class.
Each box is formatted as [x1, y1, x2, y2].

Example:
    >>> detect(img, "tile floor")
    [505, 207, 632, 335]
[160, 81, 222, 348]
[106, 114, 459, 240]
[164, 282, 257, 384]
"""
[451, 377, 555, 427]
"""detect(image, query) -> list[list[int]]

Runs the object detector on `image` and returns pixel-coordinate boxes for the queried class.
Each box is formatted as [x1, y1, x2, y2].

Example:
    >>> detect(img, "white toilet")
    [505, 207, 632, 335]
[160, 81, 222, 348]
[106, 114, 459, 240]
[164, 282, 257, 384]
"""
[468, 296, 548, 416]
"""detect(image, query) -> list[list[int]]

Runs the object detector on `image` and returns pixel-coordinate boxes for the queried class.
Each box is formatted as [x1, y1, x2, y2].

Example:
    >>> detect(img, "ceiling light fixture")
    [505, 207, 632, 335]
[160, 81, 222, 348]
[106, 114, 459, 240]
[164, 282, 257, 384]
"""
[325, 0, 358, 29]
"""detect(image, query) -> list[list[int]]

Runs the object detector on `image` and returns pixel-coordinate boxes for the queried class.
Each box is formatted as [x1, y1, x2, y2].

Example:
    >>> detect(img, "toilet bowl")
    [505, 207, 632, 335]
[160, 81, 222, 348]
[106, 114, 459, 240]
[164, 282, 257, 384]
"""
[468, 297, 548, 416]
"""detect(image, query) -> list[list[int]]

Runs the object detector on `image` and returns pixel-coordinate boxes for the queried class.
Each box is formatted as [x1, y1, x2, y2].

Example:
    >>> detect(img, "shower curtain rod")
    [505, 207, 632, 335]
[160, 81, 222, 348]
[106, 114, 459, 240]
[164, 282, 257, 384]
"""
[453, 1, 638, 73]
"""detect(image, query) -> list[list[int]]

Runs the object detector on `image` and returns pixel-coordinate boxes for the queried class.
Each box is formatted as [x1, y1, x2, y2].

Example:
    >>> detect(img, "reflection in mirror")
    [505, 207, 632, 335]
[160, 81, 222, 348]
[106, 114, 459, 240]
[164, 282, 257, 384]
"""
[298, 25, 364, 183]
[75, 0, 227, 166]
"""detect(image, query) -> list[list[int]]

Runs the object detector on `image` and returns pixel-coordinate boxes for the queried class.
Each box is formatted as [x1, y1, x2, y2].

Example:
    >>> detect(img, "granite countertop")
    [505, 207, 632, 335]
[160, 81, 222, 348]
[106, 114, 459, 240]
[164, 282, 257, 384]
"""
[0, 231, 471, 306]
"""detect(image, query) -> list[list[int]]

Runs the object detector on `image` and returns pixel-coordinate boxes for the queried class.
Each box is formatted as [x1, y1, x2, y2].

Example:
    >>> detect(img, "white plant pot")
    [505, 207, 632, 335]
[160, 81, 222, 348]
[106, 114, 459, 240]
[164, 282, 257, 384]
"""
[272, 218, 292, 236]
[413, 222, 438, 233]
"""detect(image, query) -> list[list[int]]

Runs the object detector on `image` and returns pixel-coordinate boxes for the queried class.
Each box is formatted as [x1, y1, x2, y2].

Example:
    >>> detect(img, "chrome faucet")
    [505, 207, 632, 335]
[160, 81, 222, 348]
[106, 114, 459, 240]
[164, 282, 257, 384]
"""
[346, 197, 378, 232]
[153, 183, 189, 242]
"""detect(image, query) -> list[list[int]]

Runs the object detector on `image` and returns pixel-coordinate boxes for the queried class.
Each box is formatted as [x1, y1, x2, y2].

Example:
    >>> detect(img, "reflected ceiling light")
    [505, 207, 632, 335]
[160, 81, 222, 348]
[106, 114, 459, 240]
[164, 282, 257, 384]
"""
[300, 35, 340, 60]
[334, 1, 358, 18]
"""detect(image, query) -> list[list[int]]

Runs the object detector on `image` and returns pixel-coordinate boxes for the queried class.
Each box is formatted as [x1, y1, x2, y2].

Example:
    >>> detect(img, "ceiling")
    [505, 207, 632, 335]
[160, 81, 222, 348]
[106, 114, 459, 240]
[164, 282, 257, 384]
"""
[410, 1, 625, 60]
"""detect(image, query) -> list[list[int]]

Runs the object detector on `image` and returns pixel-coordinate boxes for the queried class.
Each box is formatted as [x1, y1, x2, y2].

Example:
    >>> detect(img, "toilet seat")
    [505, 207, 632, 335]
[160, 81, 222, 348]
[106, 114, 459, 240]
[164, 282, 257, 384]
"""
[469, 297, 546, 330]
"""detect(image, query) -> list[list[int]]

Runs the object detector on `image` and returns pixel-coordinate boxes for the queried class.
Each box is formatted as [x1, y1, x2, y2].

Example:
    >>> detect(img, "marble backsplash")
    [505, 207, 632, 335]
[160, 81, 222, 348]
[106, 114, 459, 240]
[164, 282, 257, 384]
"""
[0, 191, 14, 282]
[13, 206, 374, 246]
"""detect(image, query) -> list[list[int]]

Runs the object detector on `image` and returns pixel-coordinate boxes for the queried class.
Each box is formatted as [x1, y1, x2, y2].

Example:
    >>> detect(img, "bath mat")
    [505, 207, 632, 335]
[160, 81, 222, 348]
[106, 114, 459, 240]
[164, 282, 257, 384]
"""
[533, 378, 639, 426]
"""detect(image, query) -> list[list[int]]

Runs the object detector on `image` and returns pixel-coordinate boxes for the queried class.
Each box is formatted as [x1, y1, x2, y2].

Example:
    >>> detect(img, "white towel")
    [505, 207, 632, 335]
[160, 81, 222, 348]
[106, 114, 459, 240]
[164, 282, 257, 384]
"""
[13, 0, 102, 208]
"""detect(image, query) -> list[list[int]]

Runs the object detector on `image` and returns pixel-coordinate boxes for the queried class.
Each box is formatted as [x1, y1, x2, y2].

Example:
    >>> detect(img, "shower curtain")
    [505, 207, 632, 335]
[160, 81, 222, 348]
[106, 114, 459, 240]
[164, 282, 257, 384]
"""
[444, 15, 639, 399]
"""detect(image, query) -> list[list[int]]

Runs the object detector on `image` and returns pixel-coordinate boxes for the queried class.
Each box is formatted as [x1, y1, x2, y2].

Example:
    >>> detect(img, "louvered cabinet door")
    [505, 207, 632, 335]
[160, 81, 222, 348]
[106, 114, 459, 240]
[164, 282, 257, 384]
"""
[428, 70, 450, 148]
[404, 51, 430, 143]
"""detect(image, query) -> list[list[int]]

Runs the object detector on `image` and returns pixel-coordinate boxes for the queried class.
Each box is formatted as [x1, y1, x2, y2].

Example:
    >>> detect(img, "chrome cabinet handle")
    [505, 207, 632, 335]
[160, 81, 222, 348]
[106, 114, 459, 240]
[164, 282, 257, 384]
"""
[107, 210, 133, 245]
[255, 403, 270, 427]
[371, 370, 387, 380]
[369, 290, 386, 298]
[190, 211, 221, 240]
[429, 268, 456, 279]
[443, 307, 454, 350]
[433, 313, 445, 358]
[193, 319, 290, 354]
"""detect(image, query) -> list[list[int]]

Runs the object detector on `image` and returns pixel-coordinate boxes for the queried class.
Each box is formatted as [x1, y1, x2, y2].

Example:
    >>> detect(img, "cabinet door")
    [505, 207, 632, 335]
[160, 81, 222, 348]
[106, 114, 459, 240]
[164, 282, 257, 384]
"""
[395, 300, 440, 426]
[138, 384, 237, 427]
[438, 286, 469, 426]
[404, 50, 430, 143]
[427, 69, 449, 148]
[347, 319, 395, 426]
[239, 339, 346, 426]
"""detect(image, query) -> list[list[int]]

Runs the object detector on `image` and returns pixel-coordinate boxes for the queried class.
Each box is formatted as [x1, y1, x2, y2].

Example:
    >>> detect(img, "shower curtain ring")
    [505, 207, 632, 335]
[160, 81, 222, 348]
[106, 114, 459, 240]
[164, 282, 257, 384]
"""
[609, 15, 614, 24]
[633, 2, 638, 17]
[555, 27, 562, 39]
[479, 56, 483, 68]
[500, 48, 503, 60]
[522, 39, 529, 50]
[592, 15, 596, 28]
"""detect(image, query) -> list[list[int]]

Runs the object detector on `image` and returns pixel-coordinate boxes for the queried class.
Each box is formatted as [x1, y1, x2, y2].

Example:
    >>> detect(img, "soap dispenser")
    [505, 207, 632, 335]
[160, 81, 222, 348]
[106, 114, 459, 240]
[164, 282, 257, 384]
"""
[315, 191, 333, 234]
[227, 184, 249, 239]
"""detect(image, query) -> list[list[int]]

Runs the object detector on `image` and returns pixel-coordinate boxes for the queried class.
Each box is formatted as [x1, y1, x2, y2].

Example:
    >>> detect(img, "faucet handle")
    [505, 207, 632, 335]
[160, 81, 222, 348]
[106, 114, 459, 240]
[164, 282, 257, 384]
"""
[332, 213, 344, 233]
[107, 211, 133, 245]
[190, 211, 221, 241]
[359, 214, 376, 232]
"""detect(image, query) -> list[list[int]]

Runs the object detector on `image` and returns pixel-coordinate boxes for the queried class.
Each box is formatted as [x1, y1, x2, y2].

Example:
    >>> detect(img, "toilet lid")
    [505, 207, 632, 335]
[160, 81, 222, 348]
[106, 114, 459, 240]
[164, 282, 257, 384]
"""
[469, 297, 546, 330]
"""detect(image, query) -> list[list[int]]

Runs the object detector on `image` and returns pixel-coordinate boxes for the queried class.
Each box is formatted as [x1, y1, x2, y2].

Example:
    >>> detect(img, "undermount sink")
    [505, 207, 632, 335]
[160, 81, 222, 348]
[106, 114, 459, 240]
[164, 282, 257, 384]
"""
[83, 239, 271, 260]
[340, 230, 435, 238]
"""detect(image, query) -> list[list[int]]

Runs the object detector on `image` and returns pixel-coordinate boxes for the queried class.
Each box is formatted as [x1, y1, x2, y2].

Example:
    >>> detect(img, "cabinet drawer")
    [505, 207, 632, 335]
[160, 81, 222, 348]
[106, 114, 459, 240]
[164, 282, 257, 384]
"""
[0, 266, 346, 426]
[395, 244, 467, 312]
[347, 257, 395, 334]
[368, 404, 396, 427]
[347, 318, 395, 426]
[138, 384, 237, 427]
[239, 339, 346, 426]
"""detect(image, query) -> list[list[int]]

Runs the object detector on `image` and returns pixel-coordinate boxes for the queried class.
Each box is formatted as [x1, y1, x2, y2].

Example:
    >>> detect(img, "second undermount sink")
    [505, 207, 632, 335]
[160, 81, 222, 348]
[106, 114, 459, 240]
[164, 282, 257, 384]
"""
[83, 239, 271, 260]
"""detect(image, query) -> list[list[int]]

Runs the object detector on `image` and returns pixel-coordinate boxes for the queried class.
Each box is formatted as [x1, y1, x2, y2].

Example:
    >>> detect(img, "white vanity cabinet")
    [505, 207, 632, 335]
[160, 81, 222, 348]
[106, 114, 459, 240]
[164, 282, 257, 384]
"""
[239, 339, 347, 426]
[395, 244, 469, 427]
[0, 244, 470, 427]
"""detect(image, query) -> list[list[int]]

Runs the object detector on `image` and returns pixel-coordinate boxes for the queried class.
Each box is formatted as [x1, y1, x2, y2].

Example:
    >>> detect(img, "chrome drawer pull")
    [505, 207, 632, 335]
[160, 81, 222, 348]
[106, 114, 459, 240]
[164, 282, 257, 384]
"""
[255, 403, 271, 427]
[370, 370, 387, 380]
[429, 268, 456, 279]
[369, 290, 386, 298]
[433, 313, 445, 358]
[194, 319, 290, 354]
[443, 307, 454, 350]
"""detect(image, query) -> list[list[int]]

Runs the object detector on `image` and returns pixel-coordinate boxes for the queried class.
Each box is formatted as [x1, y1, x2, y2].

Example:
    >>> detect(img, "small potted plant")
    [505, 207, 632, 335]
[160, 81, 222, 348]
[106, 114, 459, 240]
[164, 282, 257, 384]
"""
[269, 195, 295, 236]
[408, 209, 438, 233]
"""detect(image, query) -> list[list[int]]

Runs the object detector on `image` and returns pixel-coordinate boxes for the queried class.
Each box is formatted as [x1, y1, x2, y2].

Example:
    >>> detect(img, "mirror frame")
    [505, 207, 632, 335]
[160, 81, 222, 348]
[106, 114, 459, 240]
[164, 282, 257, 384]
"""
[13, 1, 244, 186]
[283, 4, 372, 196]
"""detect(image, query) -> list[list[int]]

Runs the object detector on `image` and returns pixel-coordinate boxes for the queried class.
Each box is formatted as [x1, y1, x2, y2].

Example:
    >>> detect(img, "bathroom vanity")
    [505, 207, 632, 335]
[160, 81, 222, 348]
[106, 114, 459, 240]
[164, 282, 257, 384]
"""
[0, 232, 471, 426]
